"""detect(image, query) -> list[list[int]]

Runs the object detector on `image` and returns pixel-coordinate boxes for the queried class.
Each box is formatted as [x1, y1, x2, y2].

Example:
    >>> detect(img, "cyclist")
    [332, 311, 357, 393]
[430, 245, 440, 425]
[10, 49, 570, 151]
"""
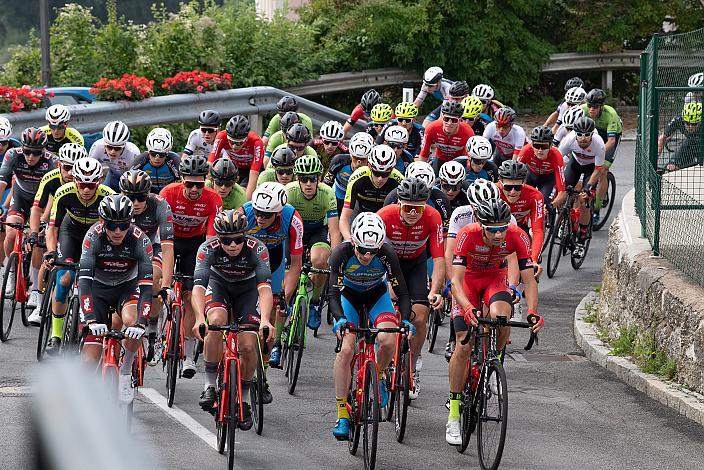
[446, 198, 543, 445]
[550, 86, 587, 135]
[160, 154, 223, 378]
[659, 102, 703, 171]
[324, 132, 374, 215]
[461, 95, 491, 135]
[552, 106, 585, 146]
[384, 161, 451, 226]
[89, 121, 141, 192]
[413, 66, 454, 108]
[557, 116, 606, 252]
[471, 83, 504, 119]
[193, 210, 274, 428]
[462, 135, 499, 183]
[380, 125, 414, 173]
[365, 103, 395, 140]
[286, 155, 341, 329]
[240, 182, 304, 379]
[257, 146, 297, 186]
[264, 111, 306, 162]
[119, 170, 175, 366]
[581, 89, 622, 225]
[78, 194, 153, 405]
[544, 76, 584, 128]
[438, 161, 469, 213]
[329, 212, 412, 439]
[41, 104, 84, 156]
[422, 80, 470, 127]
[343, 89, 381, 138]
[685, 72, 703, 104]
[418, 100, 474, 173]
[518, 126, 567, 209]
[207, 158, 247, 210]
[378, 178, 444, 399]
[263, 96, 313, 146]
[270, 123, 318, 166]
[311, 120, 348, 171]
[27, 143, 85, 324]
[0, 117, 21, 158]
[386, 101, 423, 156]
[340, 145, 403, 240]
[44, 157, 114, 355]
[483, 106, 526, 167]
[209, 115, 264, 200]
[131, 128, 180, 194]
[182, 110, 221, 158]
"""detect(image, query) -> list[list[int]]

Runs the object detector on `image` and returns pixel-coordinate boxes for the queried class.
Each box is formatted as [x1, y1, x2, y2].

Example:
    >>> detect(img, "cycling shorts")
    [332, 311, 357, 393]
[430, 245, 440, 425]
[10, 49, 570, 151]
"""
[564, 155, 595, 190]
[399, 254, 429, 306]
[303, 226, 330, 250]
[341, 282, 399, 328]
[174, 235, 205, 291]
[525, 171, 556, 206]
[58, 227, 85, 263]
[452, 270, 512, 333]
[271, 256, 285, 295]
[9, 189, 34, 220]
[83, 279, 138, 346]
[597, 131, 621, 165]
[204, 275, 260, 328]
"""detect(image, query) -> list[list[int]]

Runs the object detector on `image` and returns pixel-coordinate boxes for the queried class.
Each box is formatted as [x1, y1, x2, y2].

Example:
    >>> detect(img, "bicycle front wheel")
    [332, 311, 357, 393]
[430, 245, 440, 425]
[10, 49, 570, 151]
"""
[287, 294, 307, 395]
[394, 348, 411, 443]
[61, 294, 80, 356]
[251, 345, 265, 435]
[362, 361, 379, 470]
[0, 253, 18, 342]
[166, 305, 180, 407]
[546, 211, 569, 278]
[215, 366, 227, 454]
[36, 270, 56, 361]
[594, 171, 616, 231]
[427, 307, 441, 353]
[227, 364, 239, 470]
[477, 359, 508, 470]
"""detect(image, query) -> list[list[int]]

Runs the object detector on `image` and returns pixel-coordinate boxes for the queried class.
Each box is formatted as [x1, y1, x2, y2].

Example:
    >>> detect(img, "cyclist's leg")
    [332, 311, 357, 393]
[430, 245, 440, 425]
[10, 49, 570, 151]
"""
[202, 279, 227, 399]
[482, 272, 513, 351]
[333, 289, 361, 428]
[148, 246, 163, 340]
[80, 282, 116, 364]
[448, 275, 483, 394]
[308, 231, 331, 303]
[230, 278, 260, 384]
[596, 134, 620, 209]
[367, 283, 399, 373]
[578, 164, 595, 227]
[117, 291, 140, 375]
[49, 231, 80, 344]
[175, 235, 204, 371]
[401, 256, 429, 368]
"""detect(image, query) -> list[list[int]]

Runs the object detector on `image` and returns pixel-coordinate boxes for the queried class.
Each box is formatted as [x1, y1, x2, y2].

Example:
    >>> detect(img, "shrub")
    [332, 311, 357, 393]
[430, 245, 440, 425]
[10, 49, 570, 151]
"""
[90, 74, 155, 101]
[162, 70, 233, 94]
[0, 86, 52, 113]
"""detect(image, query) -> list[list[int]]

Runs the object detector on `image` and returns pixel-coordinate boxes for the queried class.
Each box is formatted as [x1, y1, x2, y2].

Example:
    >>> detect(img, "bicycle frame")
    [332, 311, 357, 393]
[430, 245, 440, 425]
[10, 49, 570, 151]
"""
[5, 222, 28, 303]
[165, 275, 186, 363]
[218, 330, 244, 427]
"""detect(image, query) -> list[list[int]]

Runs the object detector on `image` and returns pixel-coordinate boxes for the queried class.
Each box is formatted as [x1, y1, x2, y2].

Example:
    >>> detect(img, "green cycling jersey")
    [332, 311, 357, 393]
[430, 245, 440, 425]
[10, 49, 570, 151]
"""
[206, 180, 247, 210]
[581, 104, 622, 137]
[285, 181, 338, 232]
[264, 112, 314, 139]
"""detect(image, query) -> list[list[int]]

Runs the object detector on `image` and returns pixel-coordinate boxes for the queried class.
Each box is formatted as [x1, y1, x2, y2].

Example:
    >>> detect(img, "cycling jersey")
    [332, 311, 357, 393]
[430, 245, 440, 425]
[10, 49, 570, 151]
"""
[558, 131, 606, 167]
[183, 129, 213, 157]
[580, 104, 623, 137]
[132, 193, 174, 245]
[453, 223, 533, 274]
[194, 236, 271, 289]
[324, 154, 355, 202]
[483, 122, 527, 159]
[264, 112, 313, 139]
[209, 130, 264, 177]
[256, 168, 290, 186]
[0, 147, 55, 196]
[418, 120, 474, 163]
[552, 124, 570, 146]
[89, 139, 141, 175]
[131, 151, 180, 193]
[285, 181, 338, 233]
[663, 116, 699, 138]
[265, 139, 317, 162]
[0, 138, 21, 158]
[517, 144, 565, 192]
[205, 180, 247, 210]
[311, 138, 348, 170]
[40, 126, 84, 155]
[444, 187, 470, 213]
[375, 122, 424, 156]
[159, 182, 222, 238]
[344, 166, 404, 213]
[554, 101, 570, 124]
[448, 206, 517, 239]
[451, 156, 499, 183]
[498, 182, 544, 263]
[33, 168, 67, 210]
[383, 186, 451, 230]
[241, 202, 304, 270]
[50, 183, 115, 230]
[377, 204, 443, 260]
[414, 78, 454, 105]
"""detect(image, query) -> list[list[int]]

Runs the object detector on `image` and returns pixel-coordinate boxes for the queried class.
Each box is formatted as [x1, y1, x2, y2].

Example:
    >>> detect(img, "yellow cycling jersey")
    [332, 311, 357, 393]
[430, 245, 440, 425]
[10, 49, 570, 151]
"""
[49, 182, 114, 229]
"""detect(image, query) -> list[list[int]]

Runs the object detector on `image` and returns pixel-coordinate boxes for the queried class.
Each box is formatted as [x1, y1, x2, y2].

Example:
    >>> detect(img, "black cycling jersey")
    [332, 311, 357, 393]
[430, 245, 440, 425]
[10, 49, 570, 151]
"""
[132, 193, 175, 244]
[33, 168, 67, 210]
[344, 166, 404, 214]
[193, 235, 272, 288]
[0, 147, 56, 196]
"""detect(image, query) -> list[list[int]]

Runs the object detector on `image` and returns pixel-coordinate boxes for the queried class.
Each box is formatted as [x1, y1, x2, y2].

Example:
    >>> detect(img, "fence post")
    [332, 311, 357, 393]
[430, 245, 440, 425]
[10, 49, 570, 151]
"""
[649, 35, 661, 255]
[637, 50, 649, 237]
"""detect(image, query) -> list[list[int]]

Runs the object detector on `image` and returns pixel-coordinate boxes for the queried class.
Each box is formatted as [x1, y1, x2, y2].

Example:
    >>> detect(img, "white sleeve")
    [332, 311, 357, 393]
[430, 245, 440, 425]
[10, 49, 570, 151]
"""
[414, 84, 431, 103]
[558, 132, 576, 158]
[448, 207, 473, 238]
[593, 134, 606, 167]
[554, 125, 568, 145]
[88, 139, 105, 162]
[184, 129, 199, 153]
[483, 123, 497, 140]
[512, 126, 526, 152]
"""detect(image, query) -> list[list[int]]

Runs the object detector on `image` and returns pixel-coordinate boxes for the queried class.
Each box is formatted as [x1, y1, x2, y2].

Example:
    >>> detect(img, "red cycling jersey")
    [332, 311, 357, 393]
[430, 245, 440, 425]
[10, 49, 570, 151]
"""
[498, 182, 544, 263]
[159, 183, 222, 238]
[418, 120, 474, 162]
[517, 144, 566, 192]
[377, 204, 444, 260]
[453, 223, 533, 274]
[208, 130, 264, 172]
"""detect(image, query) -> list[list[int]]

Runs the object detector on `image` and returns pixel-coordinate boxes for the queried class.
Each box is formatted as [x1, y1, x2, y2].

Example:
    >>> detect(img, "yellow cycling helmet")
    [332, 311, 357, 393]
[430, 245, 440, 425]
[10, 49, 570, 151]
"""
[682, 101, 702, 124]
[370, 103, 393, 123]
[462, 96, 484, 119]
[395, 101, 419, 119]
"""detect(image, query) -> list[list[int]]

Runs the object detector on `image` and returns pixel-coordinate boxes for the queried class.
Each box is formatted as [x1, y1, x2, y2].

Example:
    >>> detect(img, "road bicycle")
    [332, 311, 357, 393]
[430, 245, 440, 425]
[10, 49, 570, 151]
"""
[161, 262, 192, 408]
[0, 221, 31, 341]
[36, 260, 81, 360]
[546, 186, 593, 278]
[593, 170, 617, 231]
[427, 282, 452, 353]
[384, 324, 412, 443]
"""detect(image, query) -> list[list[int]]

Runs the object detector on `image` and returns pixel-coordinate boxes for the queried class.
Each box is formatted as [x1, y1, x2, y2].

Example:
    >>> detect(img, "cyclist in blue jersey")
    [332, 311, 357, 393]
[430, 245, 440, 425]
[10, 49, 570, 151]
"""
[131, 128, 180, 194]
[413, 66, 455, 109]
[459, 135, 499, 183]
[323, 132, 374, 215]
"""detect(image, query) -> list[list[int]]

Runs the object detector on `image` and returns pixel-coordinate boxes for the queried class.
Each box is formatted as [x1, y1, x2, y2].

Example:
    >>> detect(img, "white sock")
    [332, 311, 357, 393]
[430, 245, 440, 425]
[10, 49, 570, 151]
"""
[30, 266, 39, 290]
[120, 348, 136, 374]
[184, 337, 196, 361]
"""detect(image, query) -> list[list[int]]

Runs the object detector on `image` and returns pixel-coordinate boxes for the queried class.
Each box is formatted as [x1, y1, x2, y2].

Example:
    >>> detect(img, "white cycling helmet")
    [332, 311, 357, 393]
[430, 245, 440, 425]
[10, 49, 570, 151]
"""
[471, 84, 494, 102]
[466, 178, 500, 206]
[146, 127, 173, 153]
[562, 106, 586, 130]
[564, 86, 587, 105]
[439, 161, 466, 186]
[251, 182, 288, 213]
[0, 117, 12, 141]
[688, 72, 704, 88]
[350, 212, 386, 249]
[45, 104, 71, 125]
[423, 66, 444, 86]
[348, 132, 374, 159]
[73, 157, 103, 184]
[58, 143, 87, 165]
[103, 121, 131, 147]
[367, 144, 396, 173]
[404, 161, 434, 187]
[465, 135, 493, 161]
[319, 120, 344, 142]
[384, 125, 409, 144]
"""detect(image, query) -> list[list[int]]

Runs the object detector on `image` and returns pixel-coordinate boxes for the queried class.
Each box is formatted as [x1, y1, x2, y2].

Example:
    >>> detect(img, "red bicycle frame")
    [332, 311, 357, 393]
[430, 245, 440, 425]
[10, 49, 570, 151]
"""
[388, 331, 413, 396]
[163, 276, 185, 363]
[4, 222, 29, 303]
[218, 330, 244, 426]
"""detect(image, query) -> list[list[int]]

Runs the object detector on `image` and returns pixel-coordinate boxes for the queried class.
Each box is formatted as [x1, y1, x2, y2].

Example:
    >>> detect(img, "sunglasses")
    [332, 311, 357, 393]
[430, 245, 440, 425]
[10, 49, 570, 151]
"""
[184, 180, 205, 189]
[23, 148, 43, 156]
[213, 178, 235, 187]
[387, 142, 405, 150]
[587, 104, 602, 109]
[228, 137, 247, 146]
[442, 183, 462, 191]
[149, 151, 167, 158]
[503, 184, 523, 192]
[220, 235, 245, 246]
[106, 144, 124, 152]
[201, 127, 218, 134]
[288, 144, 306, 151]
[576, 132, 592, 138]
[400, 203, 425, 215]
[322, 140, 339, 146]
[276, 168, 294, 175]
[442, 116, 460, 123]
[533, 143, 551, 150]
[254, 210, 276, 219]
[298, 175, 318, 184]
[372, 170, 391, 178]
[77, 182, 98, 190]
[49, 123, 67, 130]
[0, 140, 9, 145]
[372, 122, 386, 128]
[61, 164, 73, 172]
[484, 224, 509, 233]
[355, 246, 378, 256]
[125, 193, 148, 202]
[471, 158, 487, 166]
[397, 118, 413, 124]
[105, 220, 131, 231]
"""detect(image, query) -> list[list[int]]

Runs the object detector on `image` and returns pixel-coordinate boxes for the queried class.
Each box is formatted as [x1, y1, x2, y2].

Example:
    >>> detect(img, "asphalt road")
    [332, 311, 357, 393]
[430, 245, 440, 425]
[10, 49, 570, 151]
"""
[2, 141, 703, 470]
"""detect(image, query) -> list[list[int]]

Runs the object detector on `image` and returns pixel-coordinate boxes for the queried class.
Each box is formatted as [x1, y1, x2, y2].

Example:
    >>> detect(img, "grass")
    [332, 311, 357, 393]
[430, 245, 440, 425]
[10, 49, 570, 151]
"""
[606, 327, 678, 381]
[609, 326, 638, 356]
[582, 301, 598, 323]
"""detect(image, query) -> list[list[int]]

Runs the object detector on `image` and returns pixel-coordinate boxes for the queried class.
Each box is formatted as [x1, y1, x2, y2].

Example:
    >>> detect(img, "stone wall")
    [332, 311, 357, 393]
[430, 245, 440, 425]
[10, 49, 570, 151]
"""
[599, 189, 704, 393]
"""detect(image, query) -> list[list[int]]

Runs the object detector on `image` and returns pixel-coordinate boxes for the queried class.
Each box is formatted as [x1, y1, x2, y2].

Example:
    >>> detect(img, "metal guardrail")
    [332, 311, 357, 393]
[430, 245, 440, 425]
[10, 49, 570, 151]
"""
[285, 68, 417, 96]
[541, 51, 642, 73]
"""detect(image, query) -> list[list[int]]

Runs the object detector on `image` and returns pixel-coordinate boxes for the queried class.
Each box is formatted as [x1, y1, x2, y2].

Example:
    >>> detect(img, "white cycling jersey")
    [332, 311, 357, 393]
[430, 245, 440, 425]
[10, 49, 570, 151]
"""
[447, 206, 516, 238]
[483, 122, 526, 158]
[555, 101, 571, 124]
[558, 131, 606, 167]
[183, 129, 212, 157]
[553, 124, 570, 146]
[414, 78, 454, 106]
[88, 139, 141, 175]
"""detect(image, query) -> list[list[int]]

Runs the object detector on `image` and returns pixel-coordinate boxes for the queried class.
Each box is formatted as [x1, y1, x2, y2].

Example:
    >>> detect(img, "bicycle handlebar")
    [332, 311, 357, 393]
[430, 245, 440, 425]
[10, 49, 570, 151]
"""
[460, 314, 539, 351]
[334, 324, 410, 353]
[302, 264, 331, 275]
[52, 260, 79, 271]
[1, 221, 28, 231]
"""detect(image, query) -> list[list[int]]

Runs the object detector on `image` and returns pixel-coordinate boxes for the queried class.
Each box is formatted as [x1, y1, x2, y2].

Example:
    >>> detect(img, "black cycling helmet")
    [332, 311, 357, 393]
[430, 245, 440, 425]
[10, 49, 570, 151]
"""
[530, 125, 554, 143]
[397, 177, 431, 203]
[270, 146, 296, 167]
[210, 157, 238, 181]
[498, 160, 528, 180]
[277, 96, 298, 114]
[285, 122, 311, 143]
[198, 109, 221, 127]
[21, 127, 47, 148]
[586, 88, 606, 106]
[99, 194, 134, 222]
[475, 199, 512, 225]
[119, 169, 152, 194]
[179, 154, 209, 176]
[448, 80, 470, 98]
[279, 111, 300, 133]
[225, 115, 250, 139]
[214, 209, 248, 235]
[494, 107, 517, 125]
[573, 116, 596, 134]
[361, 89, 381, 114]
[440, 100, 464, 118]
[564, 77, 584, 91]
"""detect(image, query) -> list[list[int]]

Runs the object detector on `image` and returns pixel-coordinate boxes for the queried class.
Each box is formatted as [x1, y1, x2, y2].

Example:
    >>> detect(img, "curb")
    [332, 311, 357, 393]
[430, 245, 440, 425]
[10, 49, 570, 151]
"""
[574, 291, 704, 426]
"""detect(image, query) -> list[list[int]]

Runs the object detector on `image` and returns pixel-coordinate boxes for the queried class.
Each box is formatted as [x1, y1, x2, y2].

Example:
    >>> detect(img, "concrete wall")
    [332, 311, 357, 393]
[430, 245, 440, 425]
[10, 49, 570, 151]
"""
[599, 189, 704, 393]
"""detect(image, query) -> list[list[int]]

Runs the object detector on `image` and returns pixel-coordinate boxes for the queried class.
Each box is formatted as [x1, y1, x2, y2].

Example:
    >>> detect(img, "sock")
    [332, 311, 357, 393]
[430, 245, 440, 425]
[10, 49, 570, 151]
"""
[275, 319, 284, 343]
[376, 363, 384, 380]
[448, 392, 462, 420]
[204, 360, 218, 389]
[51, 313, 65, 338]
[594, 196, 604, 210]
[311, 284, 322, 303]
[120, 348, 135, 374]
[411, 354, 418, 373]
[184, 337, 196, 360]
[336, 396, 350, 420]
[147, 317, 158, 335]
[241, 381, 251, 404]
[36, 291, 44, 305]
[30, 266, 39, 289]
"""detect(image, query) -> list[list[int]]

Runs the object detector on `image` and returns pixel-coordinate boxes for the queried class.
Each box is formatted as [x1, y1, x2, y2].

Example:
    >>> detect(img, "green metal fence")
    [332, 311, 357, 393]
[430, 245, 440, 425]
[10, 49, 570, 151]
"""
[635, 29, 704, 286]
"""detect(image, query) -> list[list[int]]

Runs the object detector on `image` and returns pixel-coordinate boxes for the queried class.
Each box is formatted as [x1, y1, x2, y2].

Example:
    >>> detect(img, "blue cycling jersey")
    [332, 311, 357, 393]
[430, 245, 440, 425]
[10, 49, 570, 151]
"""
[242, 202, 302, 269]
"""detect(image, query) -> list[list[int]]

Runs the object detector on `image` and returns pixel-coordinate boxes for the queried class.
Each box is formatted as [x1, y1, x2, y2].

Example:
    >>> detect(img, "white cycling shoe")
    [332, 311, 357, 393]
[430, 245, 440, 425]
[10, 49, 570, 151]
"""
[28, 307, 42, 326]
[445, 419, 461, 446]
[119, 374, 134, 404]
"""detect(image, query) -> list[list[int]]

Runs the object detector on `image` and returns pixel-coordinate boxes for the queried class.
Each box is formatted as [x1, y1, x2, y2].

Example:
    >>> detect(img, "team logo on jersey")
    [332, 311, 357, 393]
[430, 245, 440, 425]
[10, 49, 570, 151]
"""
[476, 245, 490, 253]
[197, 251, 206, 262]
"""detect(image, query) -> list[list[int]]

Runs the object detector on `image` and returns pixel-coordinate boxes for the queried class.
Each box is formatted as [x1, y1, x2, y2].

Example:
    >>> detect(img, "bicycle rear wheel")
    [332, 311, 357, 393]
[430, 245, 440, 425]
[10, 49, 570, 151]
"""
[227, 364, 239, 470]
[166, 305, 180, 407]
[394, 348, 411, 443]
[541, 205, 556, 254]
[594, 171, 616, 231]
[477, 359, 508, 470]
[36, 270, 56, 361]
[546, 211, 569, 278]
[251, 345, 265, 435]
[348, 358, 361, 455]
[427, 308, 441, 353]
[215, 366, 227, 454]
[362, 361, 379, 470]
[61, 294, 80, 356]
[287, 295, 307, 395]
[571, 221, 593, 270]
[0, 253, 18, 342]
[19, 253, 31, 327]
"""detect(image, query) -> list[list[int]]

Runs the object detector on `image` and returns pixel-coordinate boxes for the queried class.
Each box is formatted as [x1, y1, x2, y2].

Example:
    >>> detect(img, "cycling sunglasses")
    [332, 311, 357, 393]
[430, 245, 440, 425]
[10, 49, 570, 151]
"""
[183, 181, 205, 189]
[49, 123, 67, 130]
[105, 220, 131, 231]
[371, 122, 386, 128]
[213, 178, 235, 187]
[298, 175, 318, 184]
[276, 167, 294, 175]
[532, 143, 551, 150]
[484, 224, 509, 233]
[355, 246, 378, 256]
[125, 193, 149, 202]
[200, 127, 218, 134]
[105, 144, 125, 152]
[441, 183, 462, 191]
[471, 158, 487, 166]
[387, 142, 405, 150]
[576, 132, 593, 138]
[61, 164, 73, 172]
[228, 137, 247, 146]
[442, 116, 460, 123]
[371, 170, 392, 178]
[23, 147, 44, 156]
[149, 151, 168, 158]
[322, 140, 339, 146]
[288, 144, 307, 151]
[503, 184, 523, 192]
[400, 203, 425, 215]
[77, 182, 98, 190]
[396, 118, 413, 124]
[220, 235, 245, 246]
[254, 209, 276, 219]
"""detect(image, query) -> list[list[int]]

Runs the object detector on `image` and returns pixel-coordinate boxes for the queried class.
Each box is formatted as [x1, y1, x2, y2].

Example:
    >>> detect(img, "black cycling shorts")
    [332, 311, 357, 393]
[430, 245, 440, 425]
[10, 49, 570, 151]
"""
[9, 189, 34, 220]
[87, 279, 139, 326]
[58, 225, 86, 263]
[399, 254, 429, 306]
[525, 171, 556, 206]
[563, 155, 595, 189]
[303, 226, 329, 250]
[204, 275, 260, 328]
[174, 234, 205, 290]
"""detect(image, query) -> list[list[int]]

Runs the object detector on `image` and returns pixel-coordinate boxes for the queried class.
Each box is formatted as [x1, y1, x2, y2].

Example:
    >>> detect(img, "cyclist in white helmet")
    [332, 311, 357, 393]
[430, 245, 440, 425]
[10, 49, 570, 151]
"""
[0, 117, 21, 159]
[131, 127, 181, 194]
[41, 104, 84, 156]
[685, 72, 703, 104]
[311, 120, 348, 170]
[324, 132, 374, 214]
[413, 66, 455, 108]
[460, 135, 499, 184]
[88, 120, 141, 192]
[380, 125, 414, 172]
[471, 83, 504, 119]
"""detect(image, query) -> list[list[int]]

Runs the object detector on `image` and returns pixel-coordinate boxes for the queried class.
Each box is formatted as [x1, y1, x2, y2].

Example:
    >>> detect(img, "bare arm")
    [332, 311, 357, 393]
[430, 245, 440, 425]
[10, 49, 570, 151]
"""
[328, 216, 342, 249]
[339, 207, 353, 240]
[284, 253, 302, 304]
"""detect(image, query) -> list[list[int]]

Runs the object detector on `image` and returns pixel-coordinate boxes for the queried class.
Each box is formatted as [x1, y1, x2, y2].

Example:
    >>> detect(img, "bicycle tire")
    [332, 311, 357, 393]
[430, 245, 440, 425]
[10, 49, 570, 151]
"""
[362, 361, 379, 470]
[127, 346, 144, 431]
[0, 253, 18, 342]
[427, 308, 441, 353]
[458, 351, 479, 453]
[288, 295, 308, 395]
[216, 366, 227, 454]
[61, 294, 80, 356]
[594, 171, 616, 231]
[166, 304, 180, 408]
[394, 348, 411, 443]
[348, 356, 361, 456]
[546, 211, 569, 278]
[19, 253, 31, 327]
[251, 344, 265, 435]
[477, 359, 508, 470]
[36, 270, 56, 361]
[227, 363, 239, 470]
[540, 205, 556, 254]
